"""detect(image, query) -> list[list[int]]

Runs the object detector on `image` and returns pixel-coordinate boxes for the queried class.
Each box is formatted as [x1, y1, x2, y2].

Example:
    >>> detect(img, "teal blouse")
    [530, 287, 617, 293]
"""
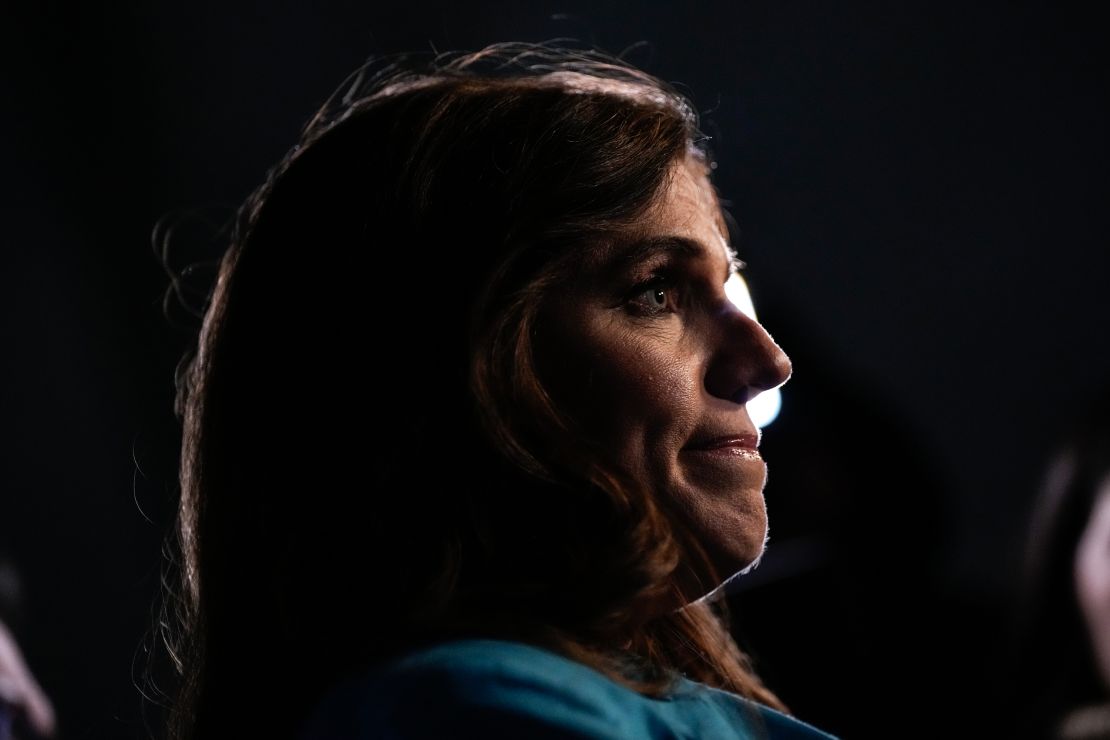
[299, 639, 837, 739]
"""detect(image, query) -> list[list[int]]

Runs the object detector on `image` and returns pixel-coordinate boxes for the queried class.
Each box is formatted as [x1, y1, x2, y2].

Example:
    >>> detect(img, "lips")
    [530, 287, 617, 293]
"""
[685, 432, 761, 452]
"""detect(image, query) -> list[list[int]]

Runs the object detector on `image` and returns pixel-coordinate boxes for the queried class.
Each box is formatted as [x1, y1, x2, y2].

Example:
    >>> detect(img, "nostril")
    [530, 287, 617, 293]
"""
[731, 387, 753, 404]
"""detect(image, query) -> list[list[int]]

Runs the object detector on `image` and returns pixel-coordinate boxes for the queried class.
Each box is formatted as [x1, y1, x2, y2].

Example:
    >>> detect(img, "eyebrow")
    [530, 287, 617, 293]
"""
[602, 234, 744, 282]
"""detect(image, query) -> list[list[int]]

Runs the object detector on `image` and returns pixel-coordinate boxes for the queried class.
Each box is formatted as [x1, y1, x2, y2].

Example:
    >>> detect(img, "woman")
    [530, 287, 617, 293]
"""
[163, 41, 832, 739]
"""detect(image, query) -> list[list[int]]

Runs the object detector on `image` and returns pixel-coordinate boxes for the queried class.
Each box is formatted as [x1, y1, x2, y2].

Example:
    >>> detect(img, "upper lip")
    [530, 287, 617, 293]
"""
[684, 431, 761, 451]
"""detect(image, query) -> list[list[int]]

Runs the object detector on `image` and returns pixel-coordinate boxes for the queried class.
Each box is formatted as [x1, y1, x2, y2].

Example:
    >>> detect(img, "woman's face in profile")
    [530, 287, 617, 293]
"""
[537, 156, 792, 591]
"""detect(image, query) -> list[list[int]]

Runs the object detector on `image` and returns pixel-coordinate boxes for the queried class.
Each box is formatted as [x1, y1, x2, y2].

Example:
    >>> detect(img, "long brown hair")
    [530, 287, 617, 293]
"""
[165, 40, 782, 739]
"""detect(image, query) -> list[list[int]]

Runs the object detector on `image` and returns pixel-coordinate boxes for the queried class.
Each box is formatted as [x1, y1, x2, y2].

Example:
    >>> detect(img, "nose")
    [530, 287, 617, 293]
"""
[703, 302, 793, 405]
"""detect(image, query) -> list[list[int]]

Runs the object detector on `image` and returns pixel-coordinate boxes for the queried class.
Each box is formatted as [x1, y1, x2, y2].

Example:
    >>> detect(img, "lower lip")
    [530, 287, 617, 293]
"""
[683, 446, 763, 462]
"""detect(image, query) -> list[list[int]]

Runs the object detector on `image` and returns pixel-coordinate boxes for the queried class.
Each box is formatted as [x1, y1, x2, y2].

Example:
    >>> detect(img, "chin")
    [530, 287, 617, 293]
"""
[686, 524, 770, 605]
[721, 524, 770, 578]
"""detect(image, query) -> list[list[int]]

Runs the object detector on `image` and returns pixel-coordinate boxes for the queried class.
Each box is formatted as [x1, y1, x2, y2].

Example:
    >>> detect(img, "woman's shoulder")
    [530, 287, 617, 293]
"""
[298, 638, 837, 739]
[298, 639, 638, 739]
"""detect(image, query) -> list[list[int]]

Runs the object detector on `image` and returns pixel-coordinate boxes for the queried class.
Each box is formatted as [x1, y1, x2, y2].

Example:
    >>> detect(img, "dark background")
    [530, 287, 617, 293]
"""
[1, 2, 1107, 738]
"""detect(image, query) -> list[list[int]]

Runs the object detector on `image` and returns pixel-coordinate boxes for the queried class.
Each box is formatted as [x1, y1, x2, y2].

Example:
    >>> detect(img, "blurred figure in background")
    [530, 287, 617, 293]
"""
[0, 557, 55, 739]
[1009, 390, 1110, 739]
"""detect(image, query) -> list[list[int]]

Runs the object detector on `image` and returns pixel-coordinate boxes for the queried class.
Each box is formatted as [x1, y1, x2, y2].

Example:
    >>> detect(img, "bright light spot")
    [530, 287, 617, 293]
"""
[747, 385, 782, 429]
[725, 272, 782, 429]
[724, 271, 757, 319]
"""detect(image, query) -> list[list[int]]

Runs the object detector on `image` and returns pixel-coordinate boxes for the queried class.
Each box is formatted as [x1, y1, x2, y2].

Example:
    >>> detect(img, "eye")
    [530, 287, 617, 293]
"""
[627, 278, 677, 315]
[643, 286, 668, 308]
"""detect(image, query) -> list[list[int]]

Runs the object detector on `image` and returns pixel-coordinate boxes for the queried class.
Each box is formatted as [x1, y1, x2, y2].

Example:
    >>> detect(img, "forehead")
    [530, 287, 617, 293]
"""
[581, 156, 734, 273]
[651, 156, 730, 241]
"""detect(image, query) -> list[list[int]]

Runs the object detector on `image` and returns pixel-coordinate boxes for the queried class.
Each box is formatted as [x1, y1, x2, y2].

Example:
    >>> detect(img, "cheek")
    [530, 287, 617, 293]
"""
[560, 326, 698, 450]
[538, 310, 698, 455]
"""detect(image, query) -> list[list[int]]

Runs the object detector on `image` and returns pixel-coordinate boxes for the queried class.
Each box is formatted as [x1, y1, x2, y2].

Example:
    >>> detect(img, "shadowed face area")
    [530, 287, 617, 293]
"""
[536, 155, 792, 596]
